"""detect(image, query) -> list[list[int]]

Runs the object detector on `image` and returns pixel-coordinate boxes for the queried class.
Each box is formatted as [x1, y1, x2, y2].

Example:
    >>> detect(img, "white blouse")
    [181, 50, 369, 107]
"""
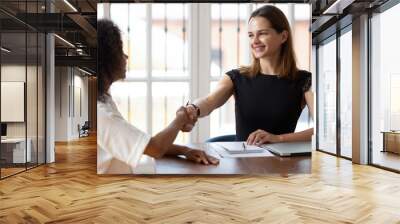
[97, 94, 155, 174]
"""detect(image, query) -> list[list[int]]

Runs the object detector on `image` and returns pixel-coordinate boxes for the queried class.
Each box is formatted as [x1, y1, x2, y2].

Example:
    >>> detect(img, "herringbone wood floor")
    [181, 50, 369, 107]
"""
[1, 135, 400, 224]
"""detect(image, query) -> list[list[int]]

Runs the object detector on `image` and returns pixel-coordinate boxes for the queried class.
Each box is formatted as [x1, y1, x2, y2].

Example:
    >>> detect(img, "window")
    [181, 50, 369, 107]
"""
[104, 4, 190, 144]
[109, 82, 147, 132]
[100, 3, 312, 143]
[209, 3, 248, 137]
[370, 2, 400, 171]
[339, 27, 352, 158]
[0, 1, 46, 179]
[317, 36, 337, 154]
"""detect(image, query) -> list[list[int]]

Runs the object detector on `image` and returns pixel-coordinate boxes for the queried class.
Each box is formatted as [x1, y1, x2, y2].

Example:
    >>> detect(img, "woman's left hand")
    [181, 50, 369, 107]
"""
[184, 149, 219, 165]
[246, 129, 282, 145]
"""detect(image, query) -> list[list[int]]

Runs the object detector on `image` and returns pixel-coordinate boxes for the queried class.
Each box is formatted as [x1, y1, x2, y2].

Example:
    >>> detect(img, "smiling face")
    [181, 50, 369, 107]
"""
[248, 16, 288, 59]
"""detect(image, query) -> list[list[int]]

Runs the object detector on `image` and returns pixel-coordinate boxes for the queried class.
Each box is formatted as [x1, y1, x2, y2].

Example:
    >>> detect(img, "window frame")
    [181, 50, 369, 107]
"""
[314, 19, 353, 160]
[368, 0, 400, 173]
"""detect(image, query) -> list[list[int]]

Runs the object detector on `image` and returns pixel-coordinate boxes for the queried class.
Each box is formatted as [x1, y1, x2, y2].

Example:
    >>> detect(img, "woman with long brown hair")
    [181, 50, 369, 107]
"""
[184, 5, 313, 146]
[97, 19, 218, 174]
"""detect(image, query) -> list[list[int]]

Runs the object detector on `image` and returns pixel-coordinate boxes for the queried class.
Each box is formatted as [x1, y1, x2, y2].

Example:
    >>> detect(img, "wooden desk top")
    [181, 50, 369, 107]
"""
[155, 143, 311, 175]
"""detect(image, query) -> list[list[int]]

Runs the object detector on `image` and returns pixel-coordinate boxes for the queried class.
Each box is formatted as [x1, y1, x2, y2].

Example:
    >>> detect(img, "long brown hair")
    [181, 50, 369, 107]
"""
[239, 5, 298, 79]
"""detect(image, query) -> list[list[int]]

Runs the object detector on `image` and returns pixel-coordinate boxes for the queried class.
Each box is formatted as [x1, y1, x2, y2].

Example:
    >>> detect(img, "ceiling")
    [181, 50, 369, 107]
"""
[1, 0, 98, 73]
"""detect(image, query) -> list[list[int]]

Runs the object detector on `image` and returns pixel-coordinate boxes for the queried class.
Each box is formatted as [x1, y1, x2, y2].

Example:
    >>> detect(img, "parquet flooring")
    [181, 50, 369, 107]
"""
[1, 167, 26, 178]
[1, 135, 400, 223]
[372, 151, 400, 171]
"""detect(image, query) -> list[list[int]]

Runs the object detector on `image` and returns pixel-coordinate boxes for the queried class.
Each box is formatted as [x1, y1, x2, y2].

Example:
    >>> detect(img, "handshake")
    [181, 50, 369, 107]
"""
[175, 103, 200, 132]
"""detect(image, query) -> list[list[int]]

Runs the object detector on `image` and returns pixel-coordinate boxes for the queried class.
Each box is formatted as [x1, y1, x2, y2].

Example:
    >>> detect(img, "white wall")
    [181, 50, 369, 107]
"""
[55, 66, 69, 141]
[72, 73, 89, 137]
[55, 67, 89, 141]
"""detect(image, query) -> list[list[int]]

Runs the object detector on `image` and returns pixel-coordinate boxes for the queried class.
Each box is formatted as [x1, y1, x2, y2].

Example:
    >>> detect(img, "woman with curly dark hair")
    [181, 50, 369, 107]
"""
[97, 19, 218, 174]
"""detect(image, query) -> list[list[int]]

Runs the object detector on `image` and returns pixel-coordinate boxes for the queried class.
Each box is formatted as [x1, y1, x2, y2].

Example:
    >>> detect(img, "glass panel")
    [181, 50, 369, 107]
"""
[27, 31, 38, 168]
[317, 37, 337, 154]
[1, 30, 28, 177]
[110, 4, 129, 58]
[127, 4, 147, 78]
[293, 4, 311, 71]
[339, 29, 352, 158]
[152, 4, 189, 77]
[108, 3, 191, 150]
[26, 0, 39, 167]
[152, 82, 189, 144]
[209, 3, 248, 138]
[98, 4, 104, 19]
[211, 4, 248, 77]
[253, 3, 289, 15]
[110, 82, 148, 132]
[371, 4, 400, 171]
[111, 4, 148, 79]
[294, 4, 310, 20]
[38, 33, 45, 164]
[210, 81, 235, 138]
[274, 4, 289, 16]
[294, 4, 313, 134]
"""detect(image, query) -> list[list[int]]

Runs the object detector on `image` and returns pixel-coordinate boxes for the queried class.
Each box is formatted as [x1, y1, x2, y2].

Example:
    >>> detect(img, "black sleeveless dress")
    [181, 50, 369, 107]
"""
[226, 69, 311, 141]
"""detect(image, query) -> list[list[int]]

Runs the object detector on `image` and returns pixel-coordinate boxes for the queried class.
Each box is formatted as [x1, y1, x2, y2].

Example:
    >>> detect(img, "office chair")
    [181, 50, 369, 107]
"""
[206, 134, 236, 142]
[79, 121, 90, 138]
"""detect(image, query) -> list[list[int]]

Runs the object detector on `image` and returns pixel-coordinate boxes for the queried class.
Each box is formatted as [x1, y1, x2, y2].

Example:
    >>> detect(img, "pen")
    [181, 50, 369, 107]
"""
[242, 142, 246, 152]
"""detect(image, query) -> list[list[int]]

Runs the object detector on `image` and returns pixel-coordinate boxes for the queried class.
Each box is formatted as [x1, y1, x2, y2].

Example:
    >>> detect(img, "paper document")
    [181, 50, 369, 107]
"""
[216, 142, 265, 154]
[210, 142, 273, 158]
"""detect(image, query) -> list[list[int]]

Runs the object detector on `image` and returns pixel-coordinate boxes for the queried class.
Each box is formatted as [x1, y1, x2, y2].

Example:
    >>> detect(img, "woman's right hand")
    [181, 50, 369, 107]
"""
[180, 105, 199, 132]
[184, 148, 219, 165]
[175, 106, 191, 129]
[180, 74, 234, 132]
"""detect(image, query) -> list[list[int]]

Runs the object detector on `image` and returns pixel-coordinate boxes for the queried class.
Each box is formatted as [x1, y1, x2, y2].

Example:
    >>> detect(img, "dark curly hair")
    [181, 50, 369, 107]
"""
[97, 19, 124, 102]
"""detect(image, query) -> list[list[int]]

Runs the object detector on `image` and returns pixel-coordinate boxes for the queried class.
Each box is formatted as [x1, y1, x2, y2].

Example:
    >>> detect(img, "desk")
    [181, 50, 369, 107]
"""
[155, 143, 311, 175]
[381, 131, 400, 154]
[1, 138, 31, 164]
